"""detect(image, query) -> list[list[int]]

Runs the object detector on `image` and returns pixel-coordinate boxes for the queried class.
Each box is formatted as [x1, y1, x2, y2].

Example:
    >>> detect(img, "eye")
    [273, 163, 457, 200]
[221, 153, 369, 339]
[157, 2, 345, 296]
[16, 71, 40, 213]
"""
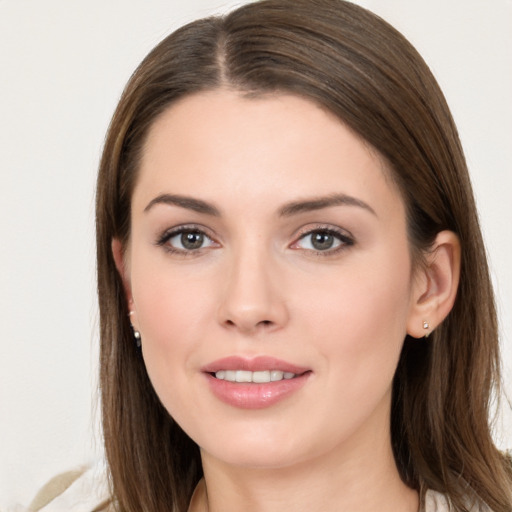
[157, 227, 218, 253]
[291, 228, 353, 253]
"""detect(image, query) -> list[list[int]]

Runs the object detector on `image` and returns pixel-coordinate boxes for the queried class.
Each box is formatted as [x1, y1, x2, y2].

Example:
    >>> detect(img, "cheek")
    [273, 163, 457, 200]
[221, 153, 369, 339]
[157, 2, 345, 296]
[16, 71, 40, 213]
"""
[128, 251, 213, 392]
[130, 266, 213, 424]
[131, 251, 215, 343]
[303, 250, 413, 393]
[307, 251, 411, 320]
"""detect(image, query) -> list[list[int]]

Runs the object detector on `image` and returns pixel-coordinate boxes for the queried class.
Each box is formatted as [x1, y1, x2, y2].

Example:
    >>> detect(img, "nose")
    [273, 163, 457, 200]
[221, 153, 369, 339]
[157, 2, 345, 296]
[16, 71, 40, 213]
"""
[217, 246, 289, 335]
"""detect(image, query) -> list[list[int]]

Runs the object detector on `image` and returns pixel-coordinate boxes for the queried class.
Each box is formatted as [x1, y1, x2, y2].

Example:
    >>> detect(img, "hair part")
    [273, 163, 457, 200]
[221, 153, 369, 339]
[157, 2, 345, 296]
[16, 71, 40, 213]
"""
[96, 1, 512, 510]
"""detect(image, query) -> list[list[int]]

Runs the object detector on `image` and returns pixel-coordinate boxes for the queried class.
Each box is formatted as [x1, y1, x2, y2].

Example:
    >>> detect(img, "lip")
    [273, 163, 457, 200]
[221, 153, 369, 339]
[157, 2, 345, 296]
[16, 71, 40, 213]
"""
[201, 356, 310, 374]
[202, 356, 312, 409]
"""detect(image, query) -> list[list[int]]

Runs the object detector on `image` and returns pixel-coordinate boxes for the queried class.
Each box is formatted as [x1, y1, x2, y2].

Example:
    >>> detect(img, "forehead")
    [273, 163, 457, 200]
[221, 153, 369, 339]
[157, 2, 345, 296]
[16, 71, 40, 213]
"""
[134, 89, 403, 219]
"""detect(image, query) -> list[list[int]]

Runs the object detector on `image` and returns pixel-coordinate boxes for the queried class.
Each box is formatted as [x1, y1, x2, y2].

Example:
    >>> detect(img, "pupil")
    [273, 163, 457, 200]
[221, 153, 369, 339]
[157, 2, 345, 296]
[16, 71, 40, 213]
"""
[181, 231, 204, 249]
[312, 232, 334, 250]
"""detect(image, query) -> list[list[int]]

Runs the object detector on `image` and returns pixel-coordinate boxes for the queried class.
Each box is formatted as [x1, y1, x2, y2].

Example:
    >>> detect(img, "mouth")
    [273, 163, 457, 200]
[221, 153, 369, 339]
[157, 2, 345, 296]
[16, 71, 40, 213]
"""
[211, 369, 303, 383]
[202, 356, 312, 409]
[202, 355, 310, 379]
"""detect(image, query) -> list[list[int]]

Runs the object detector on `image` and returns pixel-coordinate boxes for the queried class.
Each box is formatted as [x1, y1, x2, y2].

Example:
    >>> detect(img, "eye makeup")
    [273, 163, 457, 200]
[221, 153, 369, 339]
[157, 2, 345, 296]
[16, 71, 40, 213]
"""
[154, 221, 355, 259]
[155, 224, 220, 256]
[290, 224, 355, 257]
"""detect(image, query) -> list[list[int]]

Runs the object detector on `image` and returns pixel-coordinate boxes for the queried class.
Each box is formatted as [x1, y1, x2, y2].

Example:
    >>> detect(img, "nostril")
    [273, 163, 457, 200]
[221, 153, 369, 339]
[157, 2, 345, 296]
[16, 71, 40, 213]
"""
[223, 318, 273, 331]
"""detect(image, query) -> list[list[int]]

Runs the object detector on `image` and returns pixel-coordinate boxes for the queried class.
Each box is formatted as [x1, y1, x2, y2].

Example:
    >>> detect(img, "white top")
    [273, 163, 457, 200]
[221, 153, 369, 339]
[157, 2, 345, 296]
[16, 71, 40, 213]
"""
[15, 462, 484, 512]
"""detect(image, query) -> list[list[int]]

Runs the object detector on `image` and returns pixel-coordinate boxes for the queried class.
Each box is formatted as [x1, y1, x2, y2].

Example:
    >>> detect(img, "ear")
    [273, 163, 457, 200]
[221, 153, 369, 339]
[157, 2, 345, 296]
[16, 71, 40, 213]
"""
[112, 238, 140, 331]
[406, 230, 461, 338]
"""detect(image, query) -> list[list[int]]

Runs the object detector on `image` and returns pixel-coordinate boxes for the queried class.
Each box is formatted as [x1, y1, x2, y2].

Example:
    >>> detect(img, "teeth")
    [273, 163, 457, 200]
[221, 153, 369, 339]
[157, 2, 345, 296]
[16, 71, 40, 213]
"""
[252, 370, 270, 383]
[236, 370, 252, 382]
[270, 370, 284, 381]
[214, 370, 297, 382]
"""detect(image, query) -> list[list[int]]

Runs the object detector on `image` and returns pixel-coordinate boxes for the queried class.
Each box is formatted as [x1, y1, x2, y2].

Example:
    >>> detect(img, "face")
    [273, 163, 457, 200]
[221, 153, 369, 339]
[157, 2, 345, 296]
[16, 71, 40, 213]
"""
[121, 90, 423, 470]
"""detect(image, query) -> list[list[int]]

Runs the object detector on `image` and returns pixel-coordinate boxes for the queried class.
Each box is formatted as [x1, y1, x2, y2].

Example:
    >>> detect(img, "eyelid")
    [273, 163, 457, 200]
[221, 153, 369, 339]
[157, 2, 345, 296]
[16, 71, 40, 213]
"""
[289, 224, 355, 254]
[154, 223, 353, 257]
[155, 224, 220, 253]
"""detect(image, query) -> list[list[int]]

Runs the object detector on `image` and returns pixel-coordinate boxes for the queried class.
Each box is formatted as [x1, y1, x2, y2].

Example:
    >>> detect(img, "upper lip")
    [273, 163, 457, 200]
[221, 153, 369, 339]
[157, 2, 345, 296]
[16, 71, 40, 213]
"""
[201, 356, 310, 375]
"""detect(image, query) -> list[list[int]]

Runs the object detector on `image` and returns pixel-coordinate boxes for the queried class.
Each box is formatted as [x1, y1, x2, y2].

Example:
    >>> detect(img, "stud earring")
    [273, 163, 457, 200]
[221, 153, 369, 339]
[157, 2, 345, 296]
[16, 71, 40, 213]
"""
[133, 329, 141, 348]
[128, 311, 141, 348]
[423, 320, 430, 338]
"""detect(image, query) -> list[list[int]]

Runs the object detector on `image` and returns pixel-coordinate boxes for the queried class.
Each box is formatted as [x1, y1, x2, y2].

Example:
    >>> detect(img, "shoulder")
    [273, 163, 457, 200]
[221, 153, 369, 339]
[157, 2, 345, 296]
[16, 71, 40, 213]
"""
[424, 489, 495, 512]
[424, 490, 449, 511]
[28, 461, 112, 512]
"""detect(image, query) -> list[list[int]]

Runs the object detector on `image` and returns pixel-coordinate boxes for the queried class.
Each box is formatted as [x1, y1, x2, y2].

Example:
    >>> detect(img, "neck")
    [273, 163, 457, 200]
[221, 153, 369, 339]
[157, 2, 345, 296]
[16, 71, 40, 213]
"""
[192, 427, 418, 512]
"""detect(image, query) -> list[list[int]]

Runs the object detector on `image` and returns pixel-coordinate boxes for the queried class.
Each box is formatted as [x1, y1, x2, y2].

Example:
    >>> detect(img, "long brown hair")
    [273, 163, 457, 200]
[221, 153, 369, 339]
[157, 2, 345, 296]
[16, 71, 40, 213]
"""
[95, 1, 512, 510]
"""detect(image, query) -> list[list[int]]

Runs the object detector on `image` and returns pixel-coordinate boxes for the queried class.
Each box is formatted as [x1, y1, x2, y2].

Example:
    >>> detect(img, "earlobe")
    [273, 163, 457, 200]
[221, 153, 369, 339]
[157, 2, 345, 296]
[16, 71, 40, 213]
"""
[407, 230, 461, 339]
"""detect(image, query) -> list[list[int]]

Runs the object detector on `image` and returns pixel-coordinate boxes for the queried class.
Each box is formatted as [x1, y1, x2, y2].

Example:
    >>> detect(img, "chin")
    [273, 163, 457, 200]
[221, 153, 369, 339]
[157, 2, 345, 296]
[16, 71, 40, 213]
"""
[204, 444, 304, 470]
[196, 424, 334, 471]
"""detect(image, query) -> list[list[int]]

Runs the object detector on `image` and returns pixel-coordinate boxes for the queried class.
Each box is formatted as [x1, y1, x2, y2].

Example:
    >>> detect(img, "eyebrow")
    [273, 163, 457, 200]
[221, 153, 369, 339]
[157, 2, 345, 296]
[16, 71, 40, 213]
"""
[143, 192, 376, 217]
[144, 194, 221, 216]
[278, 193, 377, 217]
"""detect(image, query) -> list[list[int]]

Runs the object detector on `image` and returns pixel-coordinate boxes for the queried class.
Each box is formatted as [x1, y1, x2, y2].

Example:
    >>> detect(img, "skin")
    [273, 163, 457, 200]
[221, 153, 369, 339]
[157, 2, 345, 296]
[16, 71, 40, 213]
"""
[113, 90, 460, 512]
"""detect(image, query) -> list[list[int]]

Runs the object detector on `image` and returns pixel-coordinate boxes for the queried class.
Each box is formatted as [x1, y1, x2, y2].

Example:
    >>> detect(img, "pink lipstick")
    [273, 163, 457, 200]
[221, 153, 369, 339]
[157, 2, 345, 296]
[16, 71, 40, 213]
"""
[202, 356, 311, 409]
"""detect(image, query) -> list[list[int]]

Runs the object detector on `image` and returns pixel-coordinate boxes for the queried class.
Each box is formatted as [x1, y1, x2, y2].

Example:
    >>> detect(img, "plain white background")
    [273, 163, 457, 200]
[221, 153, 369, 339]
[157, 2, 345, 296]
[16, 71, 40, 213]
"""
[1, 0, 510, 508]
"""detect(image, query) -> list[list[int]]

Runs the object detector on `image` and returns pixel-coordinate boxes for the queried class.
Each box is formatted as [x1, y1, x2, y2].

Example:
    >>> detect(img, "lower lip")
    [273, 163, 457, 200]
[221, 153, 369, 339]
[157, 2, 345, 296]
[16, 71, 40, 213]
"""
[205, 373, 311, 409]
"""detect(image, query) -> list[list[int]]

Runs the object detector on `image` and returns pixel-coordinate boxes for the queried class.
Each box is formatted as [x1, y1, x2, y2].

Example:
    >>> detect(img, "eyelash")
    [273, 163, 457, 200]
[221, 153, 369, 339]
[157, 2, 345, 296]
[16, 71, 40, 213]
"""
[155, 224, 218, 257]
[292, 226, 354, 256]
[155, 224, 354, 257]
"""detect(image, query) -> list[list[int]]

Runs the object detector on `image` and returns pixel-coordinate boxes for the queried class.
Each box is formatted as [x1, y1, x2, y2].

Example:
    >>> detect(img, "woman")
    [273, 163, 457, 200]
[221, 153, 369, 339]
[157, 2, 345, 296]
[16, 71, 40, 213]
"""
[29, 0, 512, 510]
